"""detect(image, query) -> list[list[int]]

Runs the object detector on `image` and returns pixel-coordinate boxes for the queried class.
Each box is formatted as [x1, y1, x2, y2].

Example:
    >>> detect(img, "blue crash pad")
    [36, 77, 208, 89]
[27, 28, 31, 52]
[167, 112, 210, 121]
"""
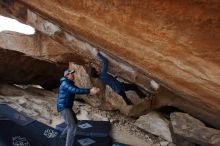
[23, 120, 65, 146]
[112, 142, 130, 146]
[0, 104, 34, 126]
[0, 120, 65, 146]
[0, 120, 30, 146]
[56, 120, 111, 137]
[0, 104, 65, 146]
[55, 122, 66, 132]
[74, 135, 111, 146]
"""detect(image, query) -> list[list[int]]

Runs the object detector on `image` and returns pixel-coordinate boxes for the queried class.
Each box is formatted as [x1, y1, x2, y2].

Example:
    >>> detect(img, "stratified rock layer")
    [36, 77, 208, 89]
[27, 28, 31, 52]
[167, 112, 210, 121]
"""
[0, 31, 82, 64]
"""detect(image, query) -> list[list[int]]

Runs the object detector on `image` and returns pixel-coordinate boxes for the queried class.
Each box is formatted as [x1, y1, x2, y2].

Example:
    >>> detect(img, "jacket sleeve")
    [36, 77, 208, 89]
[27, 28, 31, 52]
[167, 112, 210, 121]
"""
[97, 52, 108, 78]
[63, 81, 90, 94]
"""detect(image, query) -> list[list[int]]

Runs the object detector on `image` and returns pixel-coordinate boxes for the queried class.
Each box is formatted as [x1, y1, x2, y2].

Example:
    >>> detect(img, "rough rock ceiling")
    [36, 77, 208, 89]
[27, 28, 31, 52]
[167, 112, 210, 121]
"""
[0, 0, 220, 128]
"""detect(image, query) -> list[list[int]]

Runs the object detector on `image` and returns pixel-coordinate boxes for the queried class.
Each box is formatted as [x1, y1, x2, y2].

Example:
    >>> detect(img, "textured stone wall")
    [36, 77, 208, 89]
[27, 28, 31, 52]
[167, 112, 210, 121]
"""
[13, 0, 220, 109]
[0, 0, 220, 128]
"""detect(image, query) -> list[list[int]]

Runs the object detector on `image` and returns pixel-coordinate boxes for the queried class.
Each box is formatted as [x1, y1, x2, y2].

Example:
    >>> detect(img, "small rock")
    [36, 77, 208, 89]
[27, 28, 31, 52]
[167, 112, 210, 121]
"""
[160, 141, 169, 146]
[110, 119, 119, 123]
[92, 113, 109, 121]
[77, 110, 91, 120]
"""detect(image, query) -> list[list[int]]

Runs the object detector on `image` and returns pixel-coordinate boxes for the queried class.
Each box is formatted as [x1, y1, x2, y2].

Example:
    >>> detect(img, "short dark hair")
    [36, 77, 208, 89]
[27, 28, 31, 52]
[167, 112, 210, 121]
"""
[90, 67, 99, 78]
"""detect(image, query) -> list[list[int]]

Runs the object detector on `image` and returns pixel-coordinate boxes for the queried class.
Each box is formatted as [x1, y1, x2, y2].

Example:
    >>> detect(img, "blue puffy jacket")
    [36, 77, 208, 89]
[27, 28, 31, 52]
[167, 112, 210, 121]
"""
[98, 53, 122, 93]
[57, 77, 90, 112]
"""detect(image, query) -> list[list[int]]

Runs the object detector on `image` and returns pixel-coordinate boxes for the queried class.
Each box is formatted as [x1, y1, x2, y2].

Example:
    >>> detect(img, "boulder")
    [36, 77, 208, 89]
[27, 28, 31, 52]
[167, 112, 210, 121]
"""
[0, 84, 59, 126]
[135, 111, 172, 142]
[170, 112, 220, 146]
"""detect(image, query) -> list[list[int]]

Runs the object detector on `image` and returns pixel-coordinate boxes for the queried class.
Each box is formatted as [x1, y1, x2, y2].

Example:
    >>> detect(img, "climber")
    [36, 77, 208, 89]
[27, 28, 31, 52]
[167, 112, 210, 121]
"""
[57, 69, 100, 146]
[89, 50, 157, 105]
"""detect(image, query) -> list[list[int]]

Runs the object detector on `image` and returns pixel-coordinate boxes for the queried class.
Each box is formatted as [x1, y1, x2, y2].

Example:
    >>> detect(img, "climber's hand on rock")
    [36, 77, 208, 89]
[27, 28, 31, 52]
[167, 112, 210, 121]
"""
[150, 80, 160, 91]
[91, 48, 99, 57]
[90, 87, 100, 95]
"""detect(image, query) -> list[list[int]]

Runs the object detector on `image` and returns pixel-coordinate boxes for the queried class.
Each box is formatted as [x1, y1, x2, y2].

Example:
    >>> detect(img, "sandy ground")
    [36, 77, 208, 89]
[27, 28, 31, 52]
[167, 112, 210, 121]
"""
[0, 84, 171, 146]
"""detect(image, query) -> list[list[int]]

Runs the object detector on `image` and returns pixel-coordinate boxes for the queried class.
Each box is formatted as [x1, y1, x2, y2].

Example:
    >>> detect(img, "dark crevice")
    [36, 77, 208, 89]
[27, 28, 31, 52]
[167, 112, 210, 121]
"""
[156, 106, 184, 120]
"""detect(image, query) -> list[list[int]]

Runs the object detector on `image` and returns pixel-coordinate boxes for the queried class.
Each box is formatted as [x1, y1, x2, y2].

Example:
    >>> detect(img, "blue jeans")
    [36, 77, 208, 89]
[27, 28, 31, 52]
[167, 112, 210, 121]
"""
[60, 108, 77, 146]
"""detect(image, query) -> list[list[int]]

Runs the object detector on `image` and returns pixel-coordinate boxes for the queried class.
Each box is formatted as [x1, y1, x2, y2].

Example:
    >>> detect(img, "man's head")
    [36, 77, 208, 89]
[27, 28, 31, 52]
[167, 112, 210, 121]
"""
[90, 67, 100, 78]
[64, 69, 76, 81]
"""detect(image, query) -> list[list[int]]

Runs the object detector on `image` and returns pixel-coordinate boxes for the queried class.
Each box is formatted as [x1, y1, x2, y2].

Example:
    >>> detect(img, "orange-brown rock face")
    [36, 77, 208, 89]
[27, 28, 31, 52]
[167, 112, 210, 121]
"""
[0, 0, 220, 128]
